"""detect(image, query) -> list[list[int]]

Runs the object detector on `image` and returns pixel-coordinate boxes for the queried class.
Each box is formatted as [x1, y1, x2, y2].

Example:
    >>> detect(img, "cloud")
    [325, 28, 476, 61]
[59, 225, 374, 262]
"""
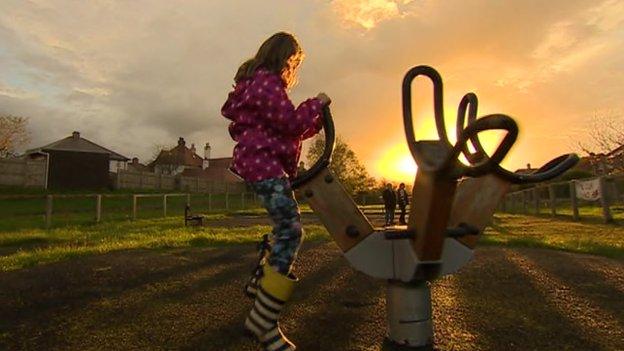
[0, 0, 622, 177]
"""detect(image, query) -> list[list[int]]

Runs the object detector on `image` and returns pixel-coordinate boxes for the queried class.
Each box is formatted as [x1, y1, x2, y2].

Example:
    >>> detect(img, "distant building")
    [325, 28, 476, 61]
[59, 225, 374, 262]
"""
[126, 157, 151, 172]
[25, 131, 129, 189]
[150, 137, 206, 176]
[151, 137, 242, 183]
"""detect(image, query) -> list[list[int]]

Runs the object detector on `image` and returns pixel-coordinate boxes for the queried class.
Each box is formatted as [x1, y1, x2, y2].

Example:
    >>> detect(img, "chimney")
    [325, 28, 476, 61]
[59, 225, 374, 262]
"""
[203, 142, 211, 169]
[72, 131, 80, 140]
[177, 137, 185, 147]
[190, 143, 196, 154]
[527, 163, 531, 170]
[132, 157, 139, 165]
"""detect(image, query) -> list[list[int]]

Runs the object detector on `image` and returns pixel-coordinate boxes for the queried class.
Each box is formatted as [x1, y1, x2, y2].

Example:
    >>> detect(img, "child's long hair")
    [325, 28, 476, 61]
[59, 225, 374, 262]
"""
[235, 32, 304, 88]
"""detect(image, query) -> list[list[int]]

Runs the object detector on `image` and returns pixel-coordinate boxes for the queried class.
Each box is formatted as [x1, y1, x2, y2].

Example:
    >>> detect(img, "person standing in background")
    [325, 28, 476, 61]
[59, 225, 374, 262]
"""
[397, 183, 409, 225]
[382, 183, 397, 226]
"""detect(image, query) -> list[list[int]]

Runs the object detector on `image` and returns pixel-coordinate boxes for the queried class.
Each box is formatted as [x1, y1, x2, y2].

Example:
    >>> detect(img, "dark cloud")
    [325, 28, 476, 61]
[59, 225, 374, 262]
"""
[0, 0, 622, 177]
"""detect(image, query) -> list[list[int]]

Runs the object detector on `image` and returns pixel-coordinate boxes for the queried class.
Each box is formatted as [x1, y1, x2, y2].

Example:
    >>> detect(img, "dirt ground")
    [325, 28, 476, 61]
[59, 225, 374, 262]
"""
[1, 238, 623, 351]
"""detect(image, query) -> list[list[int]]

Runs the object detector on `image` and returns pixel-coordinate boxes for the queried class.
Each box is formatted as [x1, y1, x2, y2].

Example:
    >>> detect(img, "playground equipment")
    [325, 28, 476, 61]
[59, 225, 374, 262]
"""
[290, 65, 578, 350]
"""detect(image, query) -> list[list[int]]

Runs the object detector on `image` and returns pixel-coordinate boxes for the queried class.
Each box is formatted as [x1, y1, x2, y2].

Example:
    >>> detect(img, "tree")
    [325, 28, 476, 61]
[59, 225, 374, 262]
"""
[578, 113, 623, 155]
[577, 113, 624, 174]
[0, 115, 30, 158]
[306, 134, 376, 195]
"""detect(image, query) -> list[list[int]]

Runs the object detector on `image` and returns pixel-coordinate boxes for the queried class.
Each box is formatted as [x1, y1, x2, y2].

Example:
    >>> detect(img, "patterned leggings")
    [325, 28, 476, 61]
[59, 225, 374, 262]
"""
[250, 177, 303, 275]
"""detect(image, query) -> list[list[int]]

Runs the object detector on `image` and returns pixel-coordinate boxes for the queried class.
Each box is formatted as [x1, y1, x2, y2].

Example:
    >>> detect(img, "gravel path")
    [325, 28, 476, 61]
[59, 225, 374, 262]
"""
[1, 243, 622, 350]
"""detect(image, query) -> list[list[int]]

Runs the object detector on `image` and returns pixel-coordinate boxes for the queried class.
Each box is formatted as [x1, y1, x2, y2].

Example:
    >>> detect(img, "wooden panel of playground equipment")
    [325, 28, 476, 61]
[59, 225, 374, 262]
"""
[407, 172, 457, 262]
[298, 168, 374, 252]
[448, 174, 510, 249]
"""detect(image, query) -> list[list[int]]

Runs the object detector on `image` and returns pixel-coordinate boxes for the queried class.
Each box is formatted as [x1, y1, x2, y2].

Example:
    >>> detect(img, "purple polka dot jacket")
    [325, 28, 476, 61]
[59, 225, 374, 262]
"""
[221, 69, 323, 182]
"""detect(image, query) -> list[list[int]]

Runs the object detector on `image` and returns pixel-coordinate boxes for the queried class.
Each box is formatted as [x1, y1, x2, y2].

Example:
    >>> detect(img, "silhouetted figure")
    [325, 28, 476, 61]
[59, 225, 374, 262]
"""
[397, 183, 409, 225]
[382, 183, 397, 226]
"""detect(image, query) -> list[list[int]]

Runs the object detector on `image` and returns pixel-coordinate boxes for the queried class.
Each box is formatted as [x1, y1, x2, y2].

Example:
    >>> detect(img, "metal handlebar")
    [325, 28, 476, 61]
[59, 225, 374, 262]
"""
[403, 65, 578, 181]
[456, 91, 579, 183]
[291, 105, 336, 189]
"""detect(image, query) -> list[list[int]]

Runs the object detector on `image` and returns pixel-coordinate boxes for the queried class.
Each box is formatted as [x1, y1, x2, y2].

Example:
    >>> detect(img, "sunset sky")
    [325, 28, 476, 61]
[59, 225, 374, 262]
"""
[1, 0, 622, 183]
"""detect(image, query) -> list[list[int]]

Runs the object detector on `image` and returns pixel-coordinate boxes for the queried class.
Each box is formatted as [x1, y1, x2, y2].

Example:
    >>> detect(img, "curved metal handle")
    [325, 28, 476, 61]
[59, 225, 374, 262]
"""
[403, 65, 451, 162]
[291, 105, 336, 189]
[455, 92, 578, 183]
[493, 153, 579, 184]
[444, 114, 518, 177]
[456, 93, 488, 164]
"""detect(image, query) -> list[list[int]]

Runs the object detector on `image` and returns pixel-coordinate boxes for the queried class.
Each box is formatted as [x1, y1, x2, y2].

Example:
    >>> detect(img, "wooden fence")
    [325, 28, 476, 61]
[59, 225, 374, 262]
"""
[113, 170, 247, 193]
[0, 158, 47, 188]
[500, 175, 623, 223]
[1, 191, 259, 229]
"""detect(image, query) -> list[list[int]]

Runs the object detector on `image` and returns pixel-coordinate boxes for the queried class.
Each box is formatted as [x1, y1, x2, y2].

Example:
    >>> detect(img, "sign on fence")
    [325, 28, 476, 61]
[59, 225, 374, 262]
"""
[575, 178, 601, 201]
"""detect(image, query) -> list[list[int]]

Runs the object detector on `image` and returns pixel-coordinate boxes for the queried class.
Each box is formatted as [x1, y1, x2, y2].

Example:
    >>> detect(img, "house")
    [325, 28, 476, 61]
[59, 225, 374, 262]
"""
[151, 137, 207, 176]
[25, 131, 129, 189]
[126, 157, 151, 172]
[151, 137, 242, 183]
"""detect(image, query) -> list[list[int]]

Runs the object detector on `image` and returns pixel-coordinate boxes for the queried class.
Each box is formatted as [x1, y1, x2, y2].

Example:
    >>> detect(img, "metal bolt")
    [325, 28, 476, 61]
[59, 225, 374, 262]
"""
[346, 225, 359, 238]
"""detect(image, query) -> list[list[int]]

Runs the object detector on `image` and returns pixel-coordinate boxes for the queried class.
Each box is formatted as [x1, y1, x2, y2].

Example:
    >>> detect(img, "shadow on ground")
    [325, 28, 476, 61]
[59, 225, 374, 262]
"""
[1, 243, 622, 350]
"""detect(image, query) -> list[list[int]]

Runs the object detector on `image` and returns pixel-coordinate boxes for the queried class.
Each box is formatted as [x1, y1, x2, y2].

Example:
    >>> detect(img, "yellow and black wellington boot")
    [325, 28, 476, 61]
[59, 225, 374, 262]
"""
[244, 235, 272, 298]
[245, 264, 297, 351]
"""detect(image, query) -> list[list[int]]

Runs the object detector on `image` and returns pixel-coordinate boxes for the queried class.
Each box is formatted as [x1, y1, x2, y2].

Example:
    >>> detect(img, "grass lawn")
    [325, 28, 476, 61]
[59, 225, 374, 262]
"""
[1, 208, 622, 272]
[0, 214, 328, 271]
[483, 213, 624, 259]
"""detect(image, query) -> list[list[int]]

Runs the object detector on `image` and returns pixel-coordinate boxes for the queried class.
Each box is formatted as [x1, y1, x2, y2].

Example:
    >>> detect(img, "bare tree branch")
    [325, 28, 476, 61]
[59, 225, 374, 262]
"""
[0, 115, 30, 158]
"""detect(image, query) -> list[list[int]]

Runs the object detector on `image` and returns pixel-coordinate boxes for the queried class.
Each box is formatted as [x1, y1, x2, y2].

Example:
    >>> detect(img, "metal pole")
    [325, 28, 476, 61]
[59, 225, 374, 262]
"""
[385, 281, 433, 349]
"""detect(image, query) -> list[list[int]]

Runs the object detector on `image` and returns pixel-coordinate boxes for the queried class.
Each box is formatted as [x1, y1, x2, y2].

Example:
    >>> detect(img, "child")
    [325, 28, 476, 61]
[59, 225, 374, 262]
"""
[221, 31, 330, 351]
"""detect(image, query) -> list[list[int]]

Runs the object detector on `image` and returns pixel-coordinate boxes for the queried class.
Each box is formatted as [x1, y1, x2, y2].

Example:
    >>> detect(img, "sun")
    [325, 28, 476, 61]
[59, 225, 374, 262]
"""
[374, 142, 417, 184]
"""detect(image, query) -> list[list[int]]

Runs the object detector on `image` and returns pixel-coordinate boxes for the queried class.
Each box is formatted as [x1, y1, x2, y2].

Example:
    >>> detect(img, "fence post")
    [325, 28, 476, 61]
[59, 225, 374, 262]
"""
[521, 190, 527, 213]
[132, 195, 138, 220]
[598, 176, 613, 223]
[548, 184, 556, 216]
[533, 187, 540, 214]
[570, 180, 579, 221]
[95, 195, 102, 223]
[45, 195, 53, 229]
[116, 171, 122, 189]
[163, 194, 167, 217]
[186, 193, 191, 207]
[610, 177, 620, 205]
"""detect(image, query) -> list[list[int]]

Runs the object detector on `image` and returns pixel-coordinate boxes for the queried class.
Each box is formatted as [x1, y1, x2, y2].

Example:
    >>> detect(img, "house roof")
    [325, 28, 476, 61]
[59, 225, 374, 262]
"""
[151, 142, 204, 168]
[26, 131, 129, 161]
[181, 166, 242, 183]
